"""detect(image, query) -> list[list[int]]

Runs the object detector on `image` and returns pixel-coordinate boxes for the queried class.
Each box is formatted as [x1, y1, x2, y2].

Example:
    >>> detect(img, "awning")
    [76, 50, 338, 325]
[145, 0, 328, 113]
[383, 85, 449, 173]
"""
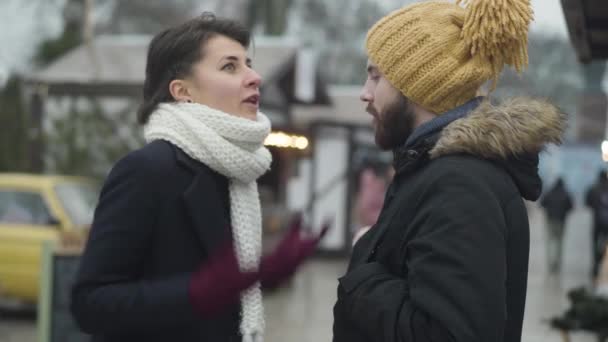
[562, 0, 608, 62]
[25, 35, 330, 108]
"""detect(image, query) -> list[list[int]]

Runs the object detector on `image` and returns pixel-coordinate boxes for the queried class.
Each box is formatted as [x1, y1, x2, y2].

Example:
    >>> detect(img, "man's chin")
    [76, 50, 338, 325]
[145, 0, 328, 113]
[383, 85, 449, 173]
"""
[374, 135, 393, 151]
[375, 132, 408, 151]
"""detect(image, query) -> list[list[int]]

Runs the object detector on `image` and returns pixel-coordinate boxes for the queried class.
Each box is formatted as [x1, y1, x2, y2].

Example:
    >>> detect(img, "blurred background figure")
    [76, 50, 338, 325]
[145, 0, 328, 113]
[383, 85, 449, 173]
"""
[597, 245, 608, 294]
[540, 177, 573, 274]
[351, 160, 393, 245]
[585, 170, 608, 279]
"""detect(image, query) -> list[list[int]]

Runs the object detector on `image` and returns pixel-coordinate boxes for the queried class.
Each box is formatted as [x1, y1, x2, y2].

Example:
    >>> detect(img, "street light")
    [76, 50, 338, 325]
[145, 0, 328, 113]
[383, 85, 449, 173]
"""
[601, 140, 608, 162]
[264, 132, 309, 150]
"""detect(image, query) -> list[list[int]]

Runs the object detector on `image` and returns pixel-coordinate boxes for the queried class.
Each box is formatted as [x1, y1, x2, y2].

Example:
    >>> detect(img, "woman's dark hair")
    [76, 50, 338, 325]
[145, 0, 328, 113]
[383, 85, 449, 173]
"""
[137, 12, 250, 124]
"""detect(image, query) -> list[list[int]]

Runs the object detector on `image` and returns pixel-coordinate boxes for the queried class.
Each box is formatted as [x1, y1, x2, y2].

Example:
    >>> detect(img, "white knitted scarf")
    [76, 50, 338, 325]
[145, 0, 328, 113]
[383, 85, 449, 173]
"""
[143, 102, 271, 342]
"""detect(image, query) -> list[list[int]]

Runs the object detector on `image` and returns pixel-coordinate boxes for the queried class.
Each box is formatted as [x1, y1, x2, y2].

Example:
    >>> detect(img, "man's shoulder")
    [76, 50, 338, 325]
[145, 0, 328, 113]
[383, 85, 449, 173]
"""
[424, 154, 505, 183]
[406, 154, 520, 203]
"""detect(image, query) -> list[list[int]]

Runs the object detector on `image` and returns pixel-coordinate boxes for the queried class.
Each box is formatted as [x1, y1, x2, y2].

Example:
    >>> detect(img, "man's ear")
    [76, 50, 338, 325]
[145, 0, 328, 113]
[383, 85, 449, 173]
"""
[169, 79, 192, 102]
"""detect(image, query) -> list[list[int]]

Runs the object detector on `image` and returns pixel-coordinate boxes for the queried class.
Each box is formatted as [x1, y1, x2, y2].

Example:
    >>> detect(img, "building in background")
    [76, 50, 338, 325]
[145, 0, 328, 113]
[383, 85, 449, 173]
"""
[288, 86, 391, 255]
[24, 34, 334, 248]
[561, 0, 608, 143]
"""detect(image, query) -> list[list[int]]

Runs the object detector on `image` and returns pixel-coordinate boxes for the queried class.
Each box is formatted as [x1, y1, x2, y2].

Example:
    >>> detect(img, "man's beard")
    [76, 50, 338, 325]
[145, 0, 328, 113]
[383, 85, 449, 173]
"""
[372, 94, 415, 150]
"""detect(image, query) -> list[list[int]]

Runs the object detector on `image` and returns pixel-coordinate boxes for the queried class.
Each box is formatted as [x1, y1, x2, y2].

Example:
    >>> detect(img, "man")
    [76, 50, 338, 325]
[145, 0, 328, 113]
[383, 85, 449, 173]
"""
[540, 178, 573, 274]
[332, 1, 566, 341]
[586, 170, 608, 278]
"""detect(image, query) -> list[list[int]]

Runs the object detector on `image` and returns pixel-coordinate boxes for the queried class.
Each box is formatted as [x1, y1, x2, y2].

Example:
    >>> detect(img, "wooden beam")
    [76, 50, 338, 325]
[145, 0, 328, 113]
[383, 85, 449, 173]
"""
[561, 0, 593, 63]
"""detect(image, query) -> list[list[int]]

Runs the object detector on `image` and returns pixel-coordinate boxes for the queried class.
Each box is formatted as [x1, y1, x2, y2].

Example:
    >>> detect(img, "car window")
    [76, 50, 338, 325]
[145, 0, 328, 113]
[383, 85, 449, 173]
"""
[0, 190, 54, 225]
[54, 183, 99, 227]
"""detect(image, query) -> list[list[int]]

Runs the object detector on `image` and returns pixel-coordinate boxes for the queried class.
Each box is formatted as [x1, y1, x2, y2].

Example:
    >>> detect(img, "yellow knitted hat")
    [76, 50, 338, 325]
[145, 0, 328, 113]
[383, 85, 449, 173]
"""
[366, 0, 533, 114]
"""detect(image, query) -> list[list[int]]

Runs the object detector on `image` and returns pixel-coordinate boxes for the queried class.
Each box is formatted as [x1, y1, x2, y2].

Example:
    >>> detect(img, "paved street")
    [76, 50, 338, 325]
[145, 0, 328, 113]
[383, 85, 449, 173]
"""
[0, 205, 601, 341]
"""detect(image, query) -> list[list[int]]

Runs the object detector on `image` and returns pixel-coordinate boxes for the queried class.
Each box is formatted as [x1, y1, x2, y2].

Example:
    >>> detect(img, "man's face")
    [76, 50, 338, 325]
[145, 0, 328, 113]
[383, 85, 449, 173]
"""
[360, 60, 415, 150]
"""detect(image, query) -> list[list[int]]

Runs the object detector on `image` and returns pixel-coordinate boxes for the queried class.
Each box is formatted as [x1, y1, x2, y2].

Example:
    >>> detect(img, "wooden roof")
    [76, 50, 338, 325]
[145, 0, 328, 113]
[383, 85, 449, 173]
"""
[562, 0, 608, 62]
[26, 35, 330, 107]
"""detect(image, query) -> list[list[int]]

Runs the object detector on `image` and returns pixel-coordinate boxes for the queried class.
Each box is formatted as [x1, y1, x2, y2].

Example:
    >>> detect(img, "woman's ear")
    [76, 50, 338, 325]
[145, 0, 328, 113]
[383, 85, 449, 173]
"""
[169, 79, 193, 102]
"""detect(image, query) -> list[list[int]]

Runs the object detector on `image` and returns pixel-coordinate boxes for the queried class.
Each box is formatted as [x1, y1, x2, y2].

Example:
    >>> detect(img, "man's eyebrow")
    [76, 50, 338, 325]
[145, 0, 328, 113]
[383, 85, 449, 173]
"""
[367, 65, 378, 74]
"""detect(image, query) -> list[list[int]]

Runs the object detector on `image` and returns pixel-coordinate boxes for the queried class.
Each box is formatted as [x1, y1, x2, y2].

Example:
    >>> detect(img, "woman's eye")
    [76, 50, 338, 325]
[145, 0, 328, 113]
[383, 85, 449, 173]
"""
[222, 63, 236, 71]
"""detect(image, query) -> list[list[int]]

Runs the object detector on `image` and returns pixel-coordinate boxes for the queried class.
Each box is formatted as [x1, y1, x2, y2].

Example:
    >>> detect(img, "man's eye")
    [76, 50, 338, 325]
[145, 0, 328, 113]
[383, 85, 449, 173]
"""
[222, 63, 236, 71]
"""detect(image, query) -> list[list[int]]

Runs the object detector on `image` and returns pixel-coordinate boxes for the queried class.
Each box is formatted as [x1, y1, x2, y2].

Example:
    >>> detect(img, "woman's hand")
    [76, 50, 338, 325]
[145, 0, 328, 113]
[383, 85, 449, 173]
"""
[189, 240, 259, 317]
[259, 213, 331, 288]
[188, 213, 331, 316]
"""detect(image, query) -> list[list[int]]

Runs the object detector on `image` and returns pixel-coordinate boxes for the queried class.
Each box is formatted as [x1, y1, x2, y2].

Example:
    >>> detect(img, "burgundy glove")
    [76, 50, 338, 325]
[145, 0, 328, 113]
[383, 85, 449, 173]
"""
[188, 214, 331, 316]
[188, 241, 259, 317]
[259, 213, 331, 288]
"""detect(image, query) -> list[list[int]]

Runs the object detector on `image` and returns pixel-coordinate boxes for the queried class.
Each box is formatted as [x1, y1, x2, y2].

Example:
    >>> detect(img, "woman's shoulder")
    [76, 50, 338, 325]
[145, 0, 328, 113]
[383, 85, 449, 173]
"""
[137, 139, 177, 164]
[110, 140, 178, 181]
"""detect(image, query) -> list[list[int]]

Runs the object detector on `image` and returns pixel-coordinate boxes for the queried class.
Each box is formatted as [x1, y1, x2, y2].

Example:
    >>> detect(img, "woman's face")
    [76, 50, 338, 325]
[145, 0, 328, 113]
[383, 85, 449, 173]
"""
[184, 35, 262, 120]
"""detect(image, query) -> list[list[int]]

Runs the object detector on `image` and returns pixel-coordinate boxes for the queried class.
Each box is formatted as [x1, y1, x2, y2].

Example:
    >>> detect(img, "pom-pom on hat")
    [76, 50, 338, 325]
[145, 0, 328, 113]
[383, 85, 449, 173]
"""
[365, 0, 533, 114]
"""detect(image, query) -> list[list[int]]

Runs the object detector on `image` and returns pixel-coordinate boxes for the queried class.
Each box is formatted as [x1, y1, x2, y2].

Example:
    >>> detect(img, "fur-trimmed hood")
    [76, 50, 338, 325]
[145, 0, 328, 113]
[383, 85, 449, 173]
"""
[430, 97, 566, 159]
[424, 97, 566, 200]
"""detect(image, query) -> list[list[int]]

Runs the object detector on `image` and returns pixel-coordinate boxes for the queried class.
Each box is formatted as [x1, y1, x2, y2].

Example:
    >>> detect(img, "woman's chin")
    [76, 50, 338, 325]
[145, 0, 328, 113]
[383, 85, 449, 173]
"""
[240, 110, 258, 121]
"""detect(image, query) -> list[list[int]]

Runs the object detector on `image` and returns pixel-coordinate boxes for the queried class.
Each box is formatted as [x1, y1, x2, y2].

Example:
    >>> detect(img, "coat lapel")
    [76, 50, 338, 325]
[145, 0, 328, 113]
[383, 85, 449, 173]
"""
[175, 147, 231, 254]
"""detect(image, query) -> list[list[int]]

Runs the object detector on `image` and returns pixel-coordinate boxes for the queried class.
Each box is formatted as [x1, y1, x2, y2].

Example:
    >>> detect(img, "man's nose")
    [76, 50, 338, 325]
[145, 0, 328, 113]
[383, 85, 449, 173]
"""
[360, 86, 373, 103]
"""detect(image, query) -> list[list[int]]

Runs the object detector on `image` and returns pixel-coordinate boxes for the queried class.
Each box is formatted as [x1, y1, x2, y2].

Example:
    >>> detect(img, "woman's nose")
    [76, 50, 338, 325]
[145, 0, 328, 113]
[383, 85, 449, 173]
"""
[246, 69, 262, 88]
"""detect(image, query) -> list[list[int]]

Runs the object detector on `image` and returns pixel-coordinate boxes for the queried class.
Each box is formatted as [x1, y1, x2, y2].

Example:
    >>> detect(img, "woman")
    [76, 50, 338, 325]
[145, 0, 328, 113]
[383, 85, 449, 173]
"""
[71, 13, 327, 342]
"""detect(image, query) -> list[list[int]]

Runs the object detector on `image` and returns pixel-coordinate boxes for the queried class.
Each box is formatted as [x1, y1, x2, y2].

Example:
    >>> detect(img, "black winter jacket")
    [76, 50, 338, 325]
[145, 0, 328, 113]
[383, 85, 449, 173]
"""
[333, 98, 565, 342]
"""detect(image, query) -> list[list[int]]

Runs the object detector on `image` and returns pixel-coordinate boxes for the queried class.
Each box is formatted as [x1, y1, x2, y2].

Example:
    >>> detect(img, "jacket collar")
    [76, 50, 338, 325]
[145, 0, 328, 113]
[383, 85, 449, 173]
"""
[429, 97, 565, 159]
[393, 97, 566, 176]
[174, 143, 203, 174]
[169, 142, 232, 253]
[404, 97, 484, 149]
[393, 98, 483, 176]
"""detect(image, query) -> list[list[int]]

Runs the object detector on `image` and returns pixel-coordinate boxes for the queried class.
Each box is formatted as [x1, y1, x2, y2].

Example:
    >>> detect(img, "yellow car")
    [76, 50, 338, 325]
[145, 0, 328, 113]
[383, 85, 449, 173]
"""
[0, 173, 99, 303]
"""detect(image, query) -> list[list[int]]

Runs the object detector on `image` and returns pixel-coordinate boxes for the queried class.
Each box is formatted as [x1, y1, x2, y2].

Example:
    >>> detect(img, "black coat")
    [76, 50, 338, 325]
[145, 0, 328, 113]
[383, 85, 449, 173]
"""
[586, 179, 608, 230]
[71, 140, 243, 342]
[333, 98, 565, 342]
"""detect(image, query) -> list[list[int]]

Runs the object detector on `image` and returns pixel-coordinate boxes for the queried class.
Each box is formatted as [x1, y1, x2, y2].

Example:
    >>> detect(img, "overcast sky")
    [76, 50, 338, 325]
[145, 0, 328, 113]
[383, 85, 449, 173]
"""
[530, 0, 569, 38]
[0, 0, 65, 83]
[0, 0, 588, 86]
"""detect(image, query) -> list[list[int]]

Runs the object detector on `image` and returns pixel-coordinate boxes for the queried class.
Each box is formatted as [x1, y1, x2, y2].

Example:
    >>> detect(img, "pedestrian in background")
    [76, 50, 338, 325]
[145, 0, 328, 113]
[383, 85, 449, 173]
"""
[586, 170, 608, 278]
[352, 161, 393, 245]
[540, 177, 573, 274]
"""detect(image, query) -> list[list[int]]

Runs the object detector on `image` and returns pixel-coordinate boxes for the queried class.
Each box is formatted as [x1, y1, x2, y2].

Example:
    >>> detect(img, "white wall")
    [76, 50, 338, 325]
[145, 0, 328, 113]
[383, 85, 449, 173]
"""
[287, 126, 350, 252]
